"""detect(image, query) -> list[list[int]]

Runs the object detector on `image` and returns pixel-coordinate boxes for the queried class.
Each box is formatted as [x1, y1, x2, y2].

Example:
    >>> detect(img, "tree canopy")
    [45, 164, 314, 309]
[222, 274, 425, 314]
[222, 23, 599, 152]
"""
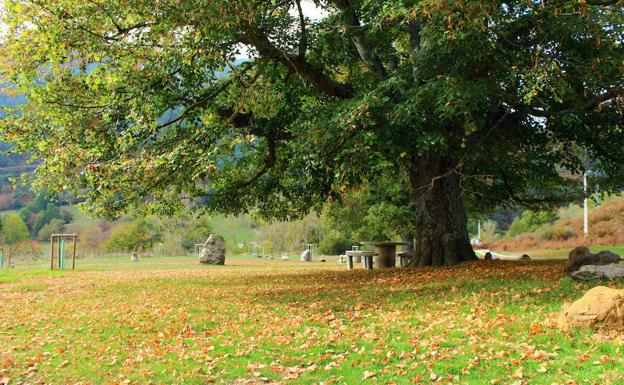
[0, 0, 622, 265]
[1, 212, 29, 245]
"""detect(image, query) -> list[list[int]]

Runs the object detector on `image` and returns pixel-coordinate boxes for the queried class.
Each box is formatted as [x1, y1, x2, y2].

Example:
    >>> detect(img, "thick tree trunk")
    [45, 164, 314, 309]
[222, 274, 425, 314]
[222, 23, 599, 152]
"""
[409, 154, 476, 266]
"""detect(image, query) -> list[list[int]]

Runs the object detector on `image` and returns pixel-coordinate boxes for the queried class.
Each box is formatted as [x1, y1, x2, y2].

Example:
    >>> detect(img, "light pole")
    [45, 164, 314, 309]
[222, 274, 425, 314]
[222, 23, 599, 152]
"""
[583, 171, 589, 238]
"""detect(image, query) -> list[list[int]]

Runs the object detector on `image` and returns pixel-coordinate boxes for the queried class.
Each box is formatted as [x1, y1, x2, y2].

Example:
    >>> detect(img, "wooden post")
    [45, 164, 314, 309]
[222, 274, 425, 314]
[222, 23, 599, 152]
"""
[50, 236, 55, 270]
[72, 236, 77, 270]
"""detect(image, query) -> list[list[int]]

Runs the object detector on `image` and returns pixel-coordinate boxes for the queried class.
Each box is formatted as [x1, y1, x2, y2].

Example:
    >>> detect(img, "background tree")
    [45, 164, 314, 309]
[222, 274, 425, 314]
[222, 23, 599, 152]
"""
[36, 218, 66, 241]
[1, 212, 30, 245]
[1, 0, 622, 265]
[155, 211, 213, 253]
[322, 173, 412, 244]
[105, 218, 161, 253]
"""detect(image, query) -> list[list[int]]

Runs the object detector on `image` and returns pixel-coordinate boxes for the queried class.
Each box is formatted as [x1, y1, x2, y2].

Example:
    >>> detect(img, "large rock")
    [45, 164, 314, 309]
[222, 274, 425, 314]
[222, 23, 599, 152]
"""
[199, 234, 225, 265]
[596, 250, 621, 263]
[564, 247, 620, 273]
[569, 246, 590, 259]
[570, 263, 624, 281]
[300, 249, 311, 262]
[559, 286, 624, 330]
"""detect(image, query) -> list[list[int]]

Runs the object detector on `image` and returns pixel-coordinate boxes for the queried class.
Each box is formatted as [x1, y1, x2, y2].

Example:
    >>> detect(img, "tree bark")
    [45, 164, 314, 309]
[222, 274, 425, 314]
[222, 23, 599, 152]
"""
[409, 154, 476, 266]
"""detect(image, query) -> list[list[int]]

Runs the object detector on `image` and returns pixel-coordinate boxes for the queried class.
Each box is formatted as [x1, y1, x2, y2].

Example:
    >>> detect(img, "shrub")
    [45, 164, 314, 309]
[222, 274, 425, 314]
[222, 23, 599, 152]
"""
[36, 218, 66, 241]
[535, 225, 576, 241]
[507, 210, 558, 237]
[10, 240, 44, 259]
[105, 218, 161, 252]
[179, 216, 213, 251]
[318, 234, 355, 256]
[1, 212, 30, 245]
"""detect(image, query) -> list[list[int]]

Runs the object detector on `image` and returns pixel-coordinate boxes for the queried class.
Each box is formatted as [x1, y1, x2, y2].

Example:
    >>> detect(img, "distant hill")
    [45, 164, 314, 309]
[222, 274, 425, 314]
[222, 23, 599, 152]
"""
[0, 87, 36, 191]
[490, 195, 624, 251]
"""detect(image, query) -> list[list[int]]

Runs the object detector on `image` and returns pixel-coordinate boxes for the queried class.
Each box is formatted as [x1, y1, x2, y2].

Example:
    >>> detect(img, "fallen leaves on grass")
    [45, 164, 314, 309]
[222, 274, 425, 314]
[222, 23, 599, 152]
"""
[0, 260, 622, 384]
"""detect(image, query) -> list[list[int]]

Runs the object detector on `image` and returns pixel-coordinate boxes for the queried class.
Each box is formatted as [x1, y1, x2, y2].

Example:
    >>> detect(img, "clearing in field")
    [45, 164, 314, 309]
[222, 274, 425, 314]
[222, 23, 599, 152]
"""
[1, 258, 623, 385]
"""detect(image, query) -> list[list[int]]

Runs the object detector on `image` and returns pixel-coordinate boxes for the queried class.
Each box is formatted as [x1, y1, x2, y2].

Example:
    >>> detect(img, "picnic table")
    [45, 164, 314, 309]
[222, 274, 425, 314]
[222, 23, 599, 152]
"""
[363, 241, 410, 269]
[345, 250, 375, 270]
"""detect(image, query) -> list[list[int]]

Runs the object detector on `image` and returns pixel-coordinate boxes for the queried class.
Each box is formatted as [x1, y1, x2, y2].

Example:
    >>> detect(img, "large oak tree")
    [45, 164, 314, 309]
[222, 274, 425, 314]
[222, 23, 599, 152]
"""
[1, 0, 623, 265]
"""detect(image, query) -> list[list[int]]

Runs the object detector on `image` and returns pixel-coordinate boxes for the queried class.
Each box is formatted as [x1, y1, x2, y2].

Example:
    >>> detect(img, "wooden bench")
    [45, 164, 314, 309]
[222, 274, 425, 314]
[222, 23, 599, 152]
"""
[345, 250, 375, 270]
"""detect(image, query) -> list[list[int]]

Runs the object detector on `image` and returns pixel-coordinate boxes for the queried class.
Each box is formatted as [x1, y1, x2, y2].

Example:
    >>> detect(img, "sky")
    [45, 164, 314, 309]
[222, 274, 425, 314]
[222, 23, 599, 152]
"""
[300, 1, 328, 19]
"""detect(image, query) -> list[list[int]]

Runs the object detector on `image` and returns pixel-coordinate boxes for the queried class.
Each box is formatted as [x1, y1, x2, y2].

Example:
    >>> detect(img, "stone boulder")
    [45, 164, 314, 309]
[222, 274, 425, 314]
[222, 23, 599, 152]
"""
[300, 249, 311, 262]
[570, 263, 624, 281]
[199, 234, 226, 265]
[569, 246, 591, 259]
[564, 247, 620, 273]
[558, 286, 624, 330]
[596, 250, 621, 262]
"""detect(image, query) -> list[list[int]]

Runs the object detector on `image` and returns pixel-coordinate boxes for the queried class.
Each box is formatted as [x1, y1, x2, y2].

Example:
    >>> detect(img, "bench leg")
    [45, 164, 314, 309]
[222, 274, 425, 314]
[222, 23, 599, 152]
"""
[347, 255, 353, 270]
[365, 256, 373, 270]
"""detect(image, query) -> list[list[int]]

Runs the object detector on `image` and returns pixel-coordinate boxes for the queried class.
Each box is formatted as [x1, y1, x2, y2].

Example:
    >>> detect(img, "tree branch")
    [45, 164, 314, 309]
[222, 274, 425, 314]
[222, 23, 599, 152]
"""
[408, 20, 421, 82]
[328, 0, 387, 79]
[235, 135, 277, 191]
[239, 30, 353, 98]
[294, 0, 308, 59]
[527, 89, 623, 117]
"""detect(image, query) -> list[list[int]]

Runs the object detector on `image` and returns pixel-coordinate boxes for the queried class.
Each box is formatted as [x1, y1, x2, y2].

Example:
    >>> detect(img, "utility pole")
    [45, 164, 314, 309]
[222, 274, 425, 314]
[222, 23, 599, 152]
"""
[583, 172, 589, 238]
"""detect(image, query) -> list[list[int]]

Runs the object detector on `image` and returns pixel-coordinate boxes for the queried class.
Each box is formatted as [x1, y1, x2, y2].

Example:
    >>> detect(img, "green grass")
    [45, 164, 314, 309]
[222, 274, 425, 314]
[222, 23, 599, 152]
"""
[1, 259, 623, 385]
[209, 214, 257, 248]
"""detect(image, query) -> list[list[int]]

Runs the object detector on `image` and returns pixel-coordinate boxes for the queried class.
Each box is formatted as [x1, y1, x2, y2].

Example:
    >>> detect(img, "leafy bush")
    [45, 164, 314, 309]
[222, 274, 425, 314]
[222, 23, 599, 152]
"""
[354, 203, 411, 242]
[535, 225, 576, 241]
[10, 239, 44, 258]
[322, 175, 412, 246]
[179, 216, 213, 251]
[1, 212, 30, 245]
[105, 218, 161, 252]
[36, 218, 66, 241]
[155, 212, 213, 254]
[318, 234, 355, 256]
[507, 210, 558, 237]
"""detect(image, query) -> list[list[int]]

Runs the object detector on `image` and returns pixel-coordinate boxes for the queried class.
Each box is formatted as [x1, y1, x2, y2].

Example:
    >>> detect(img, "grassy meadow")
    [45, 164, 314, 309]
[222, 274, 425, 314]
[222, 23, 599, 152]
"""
[1, 257, 623, 385]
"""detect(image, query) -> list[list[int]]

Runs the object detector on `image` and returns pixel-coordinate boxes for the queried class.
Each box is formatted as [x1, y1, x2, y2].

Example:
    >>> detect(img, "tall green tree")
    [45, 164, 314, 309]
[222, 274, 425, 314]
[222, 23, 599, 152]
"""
[105, 218, 161, 252]
[1, 1, 622, 265]
[2, 212, 30, 245]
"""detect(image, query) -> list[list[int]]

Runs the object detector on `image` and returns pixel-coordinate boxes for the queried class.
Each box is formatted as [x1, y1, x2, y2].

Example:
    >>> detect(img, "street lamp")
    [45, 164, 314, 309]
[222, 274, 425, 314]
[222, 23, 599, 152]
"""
[583, 171, 589, 238]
